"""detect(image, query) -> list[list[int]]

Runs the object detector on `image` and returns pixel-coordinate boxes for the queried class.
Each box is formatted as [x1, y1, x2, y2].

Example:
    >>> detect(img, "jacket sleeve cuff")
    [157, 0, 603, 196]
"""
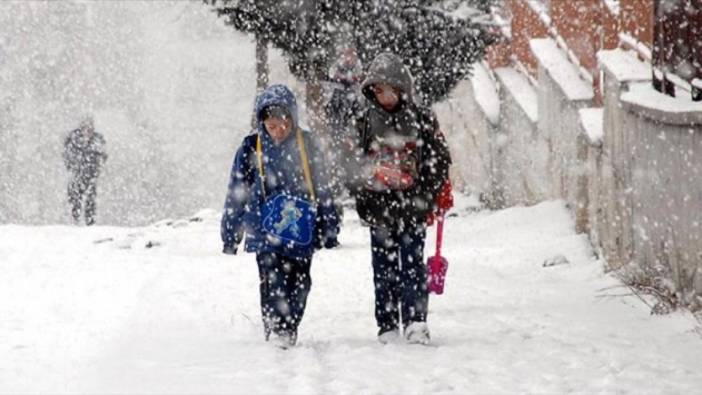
[226, 233, 244, 248]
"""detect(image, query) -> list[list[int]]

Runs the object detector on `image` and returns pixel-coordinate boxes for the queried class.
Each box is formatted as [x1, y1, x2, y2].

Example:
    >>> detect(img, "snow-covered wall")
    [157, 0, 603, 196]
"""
[599, 56, 702, 306]
[434, 72, 496, 203]
[434, 63, 550, 210]
[441, 43, 702, 308]
[494, 67, 547, 207]
[435, 63, 551, 210]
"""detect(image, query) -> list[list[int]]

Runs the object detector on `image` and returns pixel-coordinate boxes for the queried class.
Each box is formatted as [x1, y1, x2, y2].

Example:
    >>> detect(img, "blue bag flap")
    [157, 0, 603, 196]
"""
[261, 194, 317, 246]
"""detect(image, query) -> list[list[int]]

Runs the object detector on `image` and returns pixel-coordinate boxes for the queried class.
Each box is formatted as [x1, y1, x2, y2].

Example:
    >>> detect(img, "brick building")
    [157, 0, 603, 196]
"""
[487, 0, 701, 102]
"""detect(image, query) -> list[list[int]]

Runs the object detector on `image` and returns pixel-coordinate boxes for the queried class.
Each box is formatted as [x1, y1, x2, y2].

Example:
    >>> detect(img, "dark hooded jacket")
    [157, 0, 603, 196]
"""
[220, 84, 339, 257]
[63, 129, 107, 180]
[349, 53, 451, 228]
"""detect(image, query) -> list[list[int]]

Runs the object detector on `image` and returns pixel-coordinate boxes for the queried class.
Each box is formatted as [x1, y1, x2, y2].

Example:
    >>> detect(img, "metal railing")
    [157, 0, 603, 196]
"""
[652, 0, 702, 101]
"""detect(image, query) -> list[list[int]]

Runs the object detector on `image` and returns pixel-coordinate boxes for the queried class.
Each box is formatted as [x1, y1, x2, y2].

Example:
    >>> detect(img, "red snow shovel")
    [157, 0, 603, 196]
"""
[427, 211, 448, 295]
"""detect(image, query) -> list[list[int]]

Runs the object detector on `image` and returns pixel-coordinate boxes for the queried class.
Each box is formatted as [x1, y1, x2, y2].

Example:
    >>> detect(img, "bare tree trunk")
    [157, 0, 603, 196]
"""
[253, 36, 269, 128]
[305, 75, 335, 193]
[256, 37, 269, 93]
[305, 76, 326, 136]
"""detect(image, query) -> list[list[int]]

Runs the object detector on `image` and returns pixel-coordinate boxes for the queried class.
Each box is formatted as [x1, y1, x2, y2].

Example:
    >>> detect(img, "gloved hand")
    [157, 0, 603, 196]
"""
[313, 232, 326, 250]
[222, 245, 237, 255]
[436, 180, 454, 211]
[324, 237, 340, 249]
[373, 164, 414, 190]
[314, 226, 340, 250]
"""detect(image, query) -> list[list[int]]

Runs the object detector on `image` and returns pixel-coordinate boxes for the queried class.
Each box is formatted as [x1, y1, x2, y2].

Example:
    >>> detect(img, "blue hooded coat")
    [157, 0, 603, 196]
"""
[221, 85, 339, 257]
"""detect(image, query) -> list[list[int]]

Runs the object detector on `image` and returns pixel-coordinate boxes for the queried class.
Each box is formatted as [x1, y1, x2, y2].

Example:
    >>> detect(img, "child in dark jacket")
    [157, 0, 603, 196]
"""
[221, 84, 339, 349]
[348, 53, 451, 345]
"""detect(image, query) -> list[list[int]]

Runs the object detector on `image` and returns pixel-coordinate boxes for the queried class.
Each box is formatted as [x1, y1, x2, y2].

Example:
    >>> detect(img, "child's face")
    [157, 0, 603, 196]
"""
[372, 83, 401, 112]
[264, 116, 293, 144]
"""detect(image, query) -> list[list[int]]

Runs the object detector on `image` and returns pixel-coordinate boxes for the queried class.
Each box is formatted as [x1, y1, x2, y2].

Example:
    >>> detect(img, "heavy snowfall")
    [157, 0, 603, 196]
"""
[1, 1, 701, 394]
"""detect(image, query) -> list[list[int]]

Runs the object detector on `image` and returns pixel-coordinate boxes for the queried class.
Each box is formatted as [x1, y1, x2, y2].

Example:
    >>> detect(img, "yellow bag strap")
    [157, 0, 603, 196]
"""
[296, 128, 316, 201]
[256, 134, 266, 198]
[255, 129, 316, 201]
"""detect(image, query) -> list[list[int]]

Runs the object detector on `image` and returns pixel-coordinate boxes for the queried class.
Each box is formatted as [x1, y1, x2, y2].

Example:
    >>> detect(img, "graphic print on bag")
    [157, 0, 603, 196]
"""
[262, 195, 316, 246]
[368, 132, 420, 191]
[275, 200, 303, 236]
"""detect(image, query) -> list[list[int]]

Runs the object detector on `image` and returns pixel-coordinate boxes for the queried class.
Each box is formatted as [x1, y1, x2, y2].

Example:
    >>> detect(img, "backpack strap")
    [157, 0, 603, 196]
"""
[255, 129, 316, 201]
[358, 111, 371, 154]
[255, 135, 266, 199]
[296, 128, 317, 201]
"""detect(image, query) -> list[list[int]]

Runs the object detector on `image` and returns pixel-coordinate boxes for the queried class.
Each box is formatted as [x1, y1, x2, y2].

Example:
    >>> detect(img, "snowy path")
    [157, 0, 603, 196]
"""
[2, 198, 701, 394]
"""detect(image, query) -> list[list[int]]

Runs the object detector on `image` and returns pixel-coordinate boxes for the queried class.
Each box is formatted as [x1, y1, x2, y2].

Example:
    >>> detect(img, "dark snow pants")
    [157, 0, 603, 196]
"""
[68, 176, 98, 225]
[370, 223, 428, 333]
[256, 252, 312, 340]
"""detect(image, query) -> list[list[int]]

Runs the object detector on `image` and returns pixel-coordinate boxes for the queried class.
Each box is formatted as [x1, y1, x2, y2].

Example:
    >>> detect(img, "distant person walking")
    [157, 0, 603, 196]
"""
[325, 47, 364, 146]
[324, 47, 365, 203]
[63, 116, 107, 225]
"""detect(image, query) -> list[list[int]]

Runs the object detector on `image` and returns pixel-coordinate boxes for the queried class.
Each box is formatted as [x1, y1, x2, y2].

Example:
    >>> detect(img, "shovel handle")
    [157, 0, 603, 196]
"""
[435, 211, 444, 258]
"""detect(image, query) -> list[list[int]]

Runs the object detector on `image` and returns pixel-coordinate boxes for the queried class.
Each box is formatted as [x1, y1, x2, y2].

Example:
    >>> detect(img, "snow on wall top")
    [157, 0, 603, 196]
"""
[529, 38, 594, 102]
[621, 82, 702, 125]
[578, 108, 604, 146]
[494, 67, 538, 123]
[526, 0, 551, 26]
[470, 63, 501, 125]
[603, 0, 620, 15]
[597, 49, 650, 83]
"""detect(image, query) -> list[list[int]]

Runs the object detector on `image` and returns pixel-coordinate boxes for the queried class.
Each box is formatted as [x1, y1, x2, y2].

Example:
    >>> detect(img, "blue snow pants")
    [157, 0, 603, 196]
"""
[370, 223, 428, 334]
[256, 252, 312, 340]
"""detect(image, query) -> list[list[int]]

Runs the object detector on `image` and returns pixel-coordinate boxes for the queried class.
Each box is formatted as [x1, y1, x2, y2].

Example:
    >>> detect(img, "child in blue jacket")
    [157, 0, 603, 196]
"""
[221, 84, 339, 349]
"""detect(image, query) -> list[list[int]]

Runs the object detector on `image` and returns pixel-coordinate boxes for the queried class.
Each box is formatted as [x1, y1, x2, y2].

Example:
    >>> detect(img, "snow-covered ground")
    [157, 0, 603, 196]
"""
[2, 196, 702, 394]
